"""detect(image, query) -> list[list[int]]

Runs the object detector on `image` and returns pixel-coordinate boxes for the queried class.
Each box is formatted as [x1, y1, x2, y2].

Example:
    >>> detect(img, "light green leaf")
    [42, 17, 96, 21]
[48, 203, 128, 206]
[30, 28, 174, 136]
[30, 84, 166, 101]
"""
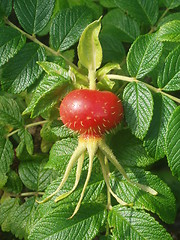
[0, 26, 26, 67]
[110, 168, 176, 223]
[78, 18, 102, 71]
[40, 122, 58, 143]
[14, 0, 55, 34]
[50, 120, 74, 138]
[162, 0, 180, 9]
[50, 6, 92, 51]
[110, 129, 157, 167]
[114, 0, 159, 25]
[99, 26, 125, 63]
[102, 9, 140, 42]
[19, 157, 53, 191]
[29, 203, 107, 240]
[158, 46, 180, 91]
[0, 96, 23, 128]
[23, 75, 71, 118]
[37, 61, 69, 78]
[166, 106, 180, 180]
[157, 20, 180, 42]
[158, 13, 180, 28]
[127, 34, 163, 79]
[3, 170, 23, 194]
[1, 43, 46, 94]
[109, 206, 173, 239]
[16, 129, 34, 156]
[0, 0, 12, 16]
[144, 94, 176, 160]
[123, 82, 153, 140]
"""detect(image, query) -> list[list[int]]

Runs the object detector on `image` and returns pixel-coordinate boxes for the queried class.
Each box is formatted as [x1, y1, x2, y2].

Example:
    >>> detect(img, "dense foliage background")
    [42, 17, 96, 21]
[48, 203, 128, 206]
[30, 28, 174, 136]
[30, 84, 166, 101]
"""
[0, 0, 180, 239]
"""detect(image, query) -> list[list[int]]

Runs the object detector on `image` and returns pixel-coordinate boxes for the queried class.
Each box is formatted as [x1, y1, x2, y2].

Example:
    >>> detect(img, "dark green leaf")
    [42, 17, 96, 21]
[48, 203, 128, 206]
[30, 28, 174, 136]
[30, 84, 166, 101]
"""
[0, 0, 12, 16]
[0, 96, 23, 128]
[16, 129, 34, 156]
[50, 6, 92, 51]
[144, 94, 176, 160]
[23, 75, 71, 118]
[110, 168, 176, 223]
[29, 203, 107, 240]
[162, 0, 180, 9]
[123, 82, 153, 139]
[100, 0, 116, 8]
[114, 0, 159, 25]
[50, 120, 74, 138]
[14, 0, 55, 34]
[110, 129, 157, 167]
[158, 13, 180, 28]
[109, 206, 173, 239]
[158, 46, 180, 91]
[102, 9, 140, 42]
[0, 26, 26, 67]
[166, 106, 180, 180]
[1, 43, 46, 93]
[127, 34, 163, 79]
[3, 170, 23, 194]
[157, 20, 180, 42]
[19, 157, 53, 191]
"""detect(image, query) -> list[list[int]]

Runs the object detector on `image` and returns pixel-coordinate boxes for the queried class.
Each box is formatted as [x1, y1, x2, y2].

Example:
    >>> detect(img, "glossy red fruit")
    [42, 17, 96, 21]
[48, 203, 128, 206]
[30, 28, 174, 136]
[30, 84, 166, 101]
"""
[60, 89, 123, 137]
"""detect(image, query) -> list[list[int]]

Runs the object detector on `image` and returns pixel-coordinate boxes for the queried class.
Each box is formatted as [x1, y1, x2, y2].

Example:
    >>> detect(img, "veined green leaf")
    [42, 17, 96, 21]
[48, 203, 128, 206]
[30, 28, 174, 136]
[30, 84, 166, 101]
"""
[123, 82, 153, 140]
[110, 168, 176, 223]
[50, 6, 92, 51]
[158, 13, 180, 28]
[0, 0, 12, 16]
[166, 106, 180, 180]
[16, 129, 34, 156]
[1, 43, 46, 94]
[162, 0, 180, 9]
[19, 157, 53, 191]
[144, 94, 176, 160]
[3, 170, 23, 194]
[114, 0, 159, 25]
[102, 9, 140, 42]
[109, 206, 173, 239]
[127, 34, 163, 79]
[78, 18, 102, 71]
[110, 129, 157, 167]
[49, 120, 74, 138]
[29, 203, 107, 240]
[157, 20, 180, 42]
[14, 0, 55, 34]
[0, 96, 23, 128]
[23, 75, 71, 118]
[158, 46, 180, 91]
[0, 26, 25, 67]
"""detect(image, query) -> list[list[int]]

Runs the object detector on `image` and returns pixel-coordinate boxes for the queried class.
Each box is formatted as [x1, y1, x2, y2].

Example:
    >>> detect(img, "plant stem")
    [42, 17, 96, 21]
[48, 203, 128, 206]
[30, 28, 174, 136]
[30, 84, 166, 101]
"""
[107, 74, 180, 104]
[7, 120, 48, 138]
[88, 69, 97, 90]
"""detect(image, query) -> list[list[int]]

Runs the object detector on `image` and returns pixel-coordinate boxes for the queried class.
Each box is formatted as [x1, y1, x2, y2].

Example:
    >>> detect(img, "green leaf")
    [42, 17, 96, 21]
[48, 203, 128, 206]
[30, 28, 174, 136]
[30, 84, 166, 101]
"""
[110, 168, 176, 223]
[99, 26, 125, 63]
[46, 138, 78, 172]
[158, 12, 180, 28]
[162, 0, 180, 9]
[3, 170, 23, 194]
[23, 75, 71, 118]
[1, 43, 46, 94]
[50, 6, 92, 51]
[0, 26, 25, 67]
[0, 96, 23, 128]
[16, 129, 34, 156]
[166, 106, 180, 180]
[127, 34, 163, 79]
[37, 61, 69, 78]
[0, 0, 12, 16]
[100, 0, 116, 8]
[109, 206, 173, 239]
[110, 129, 157, 167]
[14, 0, 55, 34]
[144, 94, 176, 160]
[19, 157, 53, 191]
[158, 46, 180, 91]
[29, 203, 107, 240]
[114, 0, 159, 25]
[78, 18, 102, 71]
[157, 20, 180, 42]
[40, 122, 58, 143]
[50, 120, 74, 138]
[102, 9, 140, 42]
[123, 82, 153, 140]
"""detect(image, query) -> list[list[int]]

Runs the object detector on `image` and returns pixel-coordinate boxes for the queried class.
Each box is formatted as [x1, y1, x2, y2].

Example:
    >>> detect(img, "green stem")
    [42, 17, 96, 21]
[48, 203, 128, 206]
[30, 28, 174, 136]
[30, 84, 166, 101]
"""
[7, 120, 48, 138]
[107, 74, 180, 104]
[88, 69, 97, 90]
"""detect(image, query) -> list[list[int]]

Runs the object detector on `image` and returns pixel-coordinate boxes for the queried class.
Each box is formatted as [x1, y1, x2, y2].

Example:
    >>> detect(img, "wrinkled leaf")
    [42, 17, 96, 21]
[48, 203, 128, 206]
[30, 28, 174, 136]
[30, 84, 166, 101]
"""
[158, 20, 180, 42]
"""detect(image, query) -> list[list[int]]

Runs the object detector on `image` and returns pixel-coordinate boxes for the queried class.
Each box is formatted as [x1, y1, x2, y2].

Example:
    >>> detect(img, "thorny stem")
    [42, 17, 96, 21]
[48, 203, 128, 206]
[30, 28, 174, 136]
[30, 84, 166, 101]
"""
[7, 120, 48, 138]
[107, 74, 180, 104]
